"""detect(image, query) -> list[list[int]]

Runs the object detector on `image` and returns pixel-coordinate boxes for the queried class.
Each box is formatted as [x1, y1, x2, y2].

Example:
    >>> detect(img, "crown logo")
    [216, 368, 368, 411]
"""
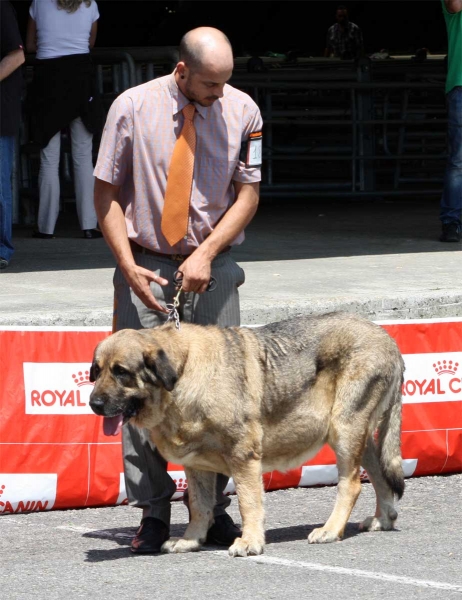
[173, 477, 188, 492]
[72, 371, 94, 387]
[72, 370, 94, 387]
[433, 360, 459, 376]
[0, 484, 5, 496]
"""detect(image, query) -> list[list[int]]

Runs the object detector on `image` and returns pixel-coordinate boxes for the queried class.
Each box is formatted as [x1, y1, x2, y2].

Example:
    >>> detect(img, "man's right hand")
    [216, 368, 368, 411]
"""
[121, 264, 169, 313]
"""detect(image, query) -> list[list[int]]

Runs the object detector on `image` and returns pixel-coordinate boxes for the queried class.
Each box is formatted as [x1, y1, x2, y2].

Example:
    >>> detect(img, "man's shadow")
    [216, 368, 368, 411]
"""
[84, 521, 370, 563]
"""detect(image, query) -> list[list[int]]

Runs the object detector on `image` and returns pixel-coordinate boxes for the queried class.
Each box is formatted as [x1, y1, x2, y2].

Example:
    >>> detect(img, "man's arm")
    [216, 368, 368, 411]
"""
[94, 178, 169, 312]
[0, 48, 24, 82]
[25, 17, 37, 53]
[178, 181, 260, 294]
[444, 0, 462, 13]
[89, 21, 98, 49]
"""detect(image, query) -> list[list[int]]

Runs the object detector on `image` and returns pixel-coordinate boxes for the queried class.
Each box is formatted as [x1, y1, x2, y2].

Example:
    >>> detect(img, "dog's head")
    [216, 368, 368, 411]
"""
[89, 329, 178, 435]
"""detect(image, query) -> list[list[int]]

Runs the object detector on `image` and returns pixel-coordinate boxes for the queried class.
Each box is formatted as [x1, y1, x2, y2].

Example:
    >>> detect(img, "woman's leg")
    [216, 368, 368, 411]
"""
[69, 117, 97, 231]
[37, 131, 61, 235]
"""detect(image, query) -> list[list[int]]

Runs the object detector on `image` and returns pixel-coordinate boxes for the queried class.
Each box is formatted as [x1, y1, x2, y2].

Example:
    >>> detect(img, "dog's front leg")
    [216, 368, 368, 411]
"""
[228, 458, 265, 558]
[162, 468, 215, 554]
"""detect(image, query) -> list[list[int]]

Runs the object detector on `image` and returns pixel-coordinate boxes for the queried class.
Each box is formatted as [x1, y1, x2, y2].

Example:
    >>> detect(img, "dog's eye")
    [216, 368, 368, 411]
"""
[113, 365, 130, 377]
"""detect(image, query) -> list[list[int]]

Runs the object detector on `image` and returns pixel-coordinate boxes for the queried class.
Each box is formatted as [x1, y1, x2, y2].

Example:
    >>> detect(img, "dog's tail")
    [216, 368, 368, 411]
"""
[377, 364, 405, 500]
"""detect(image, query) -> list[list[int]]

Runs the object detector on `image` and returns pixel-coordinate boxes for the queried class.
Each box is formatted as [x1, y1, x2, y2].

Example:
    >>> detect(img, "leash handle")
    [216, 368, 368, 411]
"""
[173, 270, 217, 292]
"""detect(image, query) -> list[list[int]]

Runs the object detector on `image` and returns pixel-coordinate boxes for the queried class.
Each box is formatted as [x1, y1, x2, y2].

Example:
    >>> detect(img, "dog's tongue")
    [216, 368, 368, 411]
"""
[103, 415, 124, 436]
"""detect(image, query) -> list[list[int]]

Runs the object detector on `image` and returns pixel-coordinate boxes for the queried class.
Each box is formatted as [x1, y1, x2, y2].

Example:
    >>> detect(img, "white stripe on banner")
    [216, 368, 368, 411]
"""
[0, 474, 57, 514]
[298, 459, 418, 487]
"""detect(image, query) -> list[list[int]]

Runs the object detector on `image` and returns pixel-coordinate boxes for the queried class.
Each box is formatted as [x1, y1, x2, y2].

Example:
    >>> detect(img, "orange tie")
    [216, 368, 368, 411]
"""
[161, 104, 196, 246]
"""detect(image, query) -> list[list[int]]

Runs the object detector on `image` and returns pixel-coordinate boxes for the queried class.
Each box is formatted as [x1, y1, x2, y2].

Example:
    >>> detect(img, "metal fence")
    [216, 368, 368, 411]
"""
[14, 51, 447, 224]
[232, 56, 447, 198]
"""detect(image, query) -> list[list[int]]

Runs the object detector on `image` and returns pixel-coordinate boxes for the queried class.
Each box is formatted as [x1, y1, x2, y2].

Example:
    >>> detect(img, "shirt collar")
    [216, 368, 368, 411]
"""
[168, 72, 208, 120]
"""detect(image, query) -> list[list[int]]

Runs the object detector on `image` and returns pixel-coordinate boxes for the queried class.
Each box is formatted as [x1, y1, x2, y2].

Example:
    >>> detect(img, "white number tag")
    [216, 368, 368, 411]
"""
[246, 133, 262, 167]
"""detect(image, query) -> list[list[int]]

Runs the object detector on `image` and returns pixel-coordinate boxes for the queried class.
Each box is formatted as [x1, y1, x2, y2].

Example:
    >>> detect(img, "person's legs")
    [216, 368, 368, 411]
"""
[440, 86, 462, 241]
[0, 136, 15, 264]
[69, 117, 97, 231]
[37, 131, 61, 235]
[114, 254, 178, 525]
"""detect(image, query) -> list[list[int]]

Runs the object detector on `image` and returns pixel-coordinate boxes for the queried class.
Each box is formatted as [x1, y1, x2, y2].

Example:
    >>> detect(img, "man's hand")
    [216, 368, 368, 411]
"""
[94, 177, 169, 312]
[120, 263, 169, 313]
[176, 251, 212, 294]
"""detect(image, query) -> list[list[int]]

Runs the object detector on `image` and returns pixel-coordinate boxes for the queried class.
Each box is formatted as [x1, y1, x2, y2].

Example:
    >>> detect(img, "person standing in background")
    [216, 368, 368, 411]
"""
[440, 0, 462, 242]
[0, 0, 25, 269]
[324, 5, 364, 60]
[26, 0, 102, 239]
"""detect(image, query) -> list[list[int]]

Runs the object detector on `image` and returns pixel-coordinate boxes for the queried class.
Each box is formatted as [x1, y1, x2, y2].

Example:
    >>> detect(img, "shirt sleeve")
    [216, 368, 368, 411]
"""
[1, 2, 24, 55]
[29, 0, 36, 20]
[93, 94, 134, 186]
[232, 101, 264, 184]
[92, 1, 100, 22]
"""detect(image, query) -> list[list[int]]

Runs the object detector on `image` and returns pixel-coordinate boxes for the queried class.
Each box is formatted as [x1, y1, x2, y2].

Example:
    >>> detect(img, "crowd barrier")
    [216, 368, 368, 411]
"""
[0, 318, 461, 514]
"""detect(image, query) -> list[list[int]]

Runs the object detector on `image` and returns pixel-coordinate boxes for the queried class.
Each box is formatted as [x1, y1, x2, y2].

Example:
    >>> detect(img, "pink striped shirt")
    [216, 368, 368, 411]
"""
[94, 73, 263, 253]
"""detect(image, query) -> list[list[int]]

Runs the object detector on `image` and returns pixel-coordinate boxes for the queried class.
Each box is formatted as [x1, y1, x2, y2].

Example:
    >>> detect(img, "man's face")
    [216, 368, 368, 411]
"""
[336, 9, 348, 25]
[183, 64, 233, 107]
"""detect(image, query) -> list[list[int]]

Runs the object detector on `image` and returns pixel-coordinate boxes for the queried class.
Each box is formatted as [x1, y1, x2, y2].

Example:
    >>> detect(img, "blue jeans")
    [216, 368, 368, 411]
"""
[0, 136, 15, 262]
[440, 86, 462, 226]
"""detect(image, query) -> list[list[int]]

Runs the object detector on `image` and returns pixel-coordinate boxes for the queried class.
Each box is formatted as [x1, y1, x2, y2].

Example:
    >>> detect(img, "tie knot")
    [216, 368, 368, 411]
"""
[182, 104, 195, 121]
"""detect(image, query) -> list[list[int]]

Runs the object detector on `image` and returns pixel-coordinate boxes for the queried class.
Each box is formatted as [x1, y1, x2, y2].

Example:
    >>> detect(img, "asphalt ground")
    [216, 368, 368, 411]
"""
[1, 474, 461, 600]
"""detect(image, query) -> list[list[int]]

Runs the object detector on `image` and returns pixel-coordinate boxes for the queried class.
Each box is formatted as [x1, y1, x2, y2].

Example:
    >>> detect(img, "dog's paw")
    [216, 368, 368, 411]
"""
[359, 515, 394, 532]
[161, 537, 202, 554]
[308, 527, 341, 544]
[228, 536, 264, 558]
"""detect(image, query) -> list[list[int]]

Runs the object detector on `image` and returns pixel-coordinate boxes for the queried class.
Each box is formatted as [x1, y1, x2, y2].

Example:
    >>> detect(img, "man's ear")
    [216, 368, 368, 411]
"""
[143, 348, 178, 391]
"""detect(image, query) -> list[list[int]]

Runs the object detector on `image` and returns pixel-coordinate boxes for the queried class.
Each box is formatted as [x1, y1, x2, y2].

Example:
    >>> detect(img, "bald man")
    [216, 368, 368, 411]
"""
[94, 28, 263, 554]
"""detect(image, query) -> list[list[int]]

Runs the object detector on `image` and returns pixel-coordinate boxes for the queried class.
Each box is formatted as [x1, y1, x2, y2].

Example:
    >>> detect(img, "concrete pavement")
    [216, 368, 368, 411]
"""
[1, 474, 461, 600]
[0, 197, 460, 326]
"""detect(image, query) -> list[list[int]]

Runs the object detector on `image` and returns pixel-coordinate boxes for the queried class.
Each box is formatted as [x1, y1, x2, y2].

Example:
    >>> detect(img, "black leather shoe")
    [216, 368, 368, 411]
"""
[440, 222, 461, 243]
[130, 517, 170, 554]
[83, 229, 103, 239]
[206, 514, 241, 547]
[33, 230, 55, 239]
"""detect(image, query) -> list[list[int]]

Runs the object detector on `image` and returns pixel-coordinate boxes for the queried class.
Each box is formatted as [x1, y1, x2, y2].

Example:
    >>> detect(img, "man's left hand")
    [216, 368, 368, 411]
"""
[177, 252, 212, 294]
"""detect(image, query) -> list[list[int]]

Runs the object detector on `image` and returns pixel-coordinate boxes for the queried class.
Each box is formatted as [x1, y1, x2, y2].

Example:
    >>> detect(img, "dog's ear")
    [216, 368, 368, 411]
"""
[143, 348, 178, 391]
[89, 362, 96, 382]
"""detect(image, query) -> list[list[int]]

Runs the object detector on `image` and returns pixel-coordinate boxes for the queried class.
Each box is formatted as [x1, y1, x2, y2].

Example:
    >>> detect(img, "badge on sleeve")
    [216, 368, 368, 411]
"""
[240, 131, 263, 168]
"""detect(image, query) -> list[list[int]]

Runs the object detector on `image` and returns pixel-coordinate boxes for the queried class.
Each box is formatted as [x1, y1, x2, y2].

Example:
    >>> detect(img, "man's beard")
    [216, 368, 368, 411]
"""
[184, 83, 218, 106]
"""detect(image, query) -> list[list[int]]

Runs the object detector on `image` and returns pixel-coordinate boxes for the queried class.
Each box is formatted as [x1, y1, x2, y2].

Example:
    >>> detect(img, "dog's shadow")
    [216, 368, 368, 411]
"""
[84, 522, 369, 563]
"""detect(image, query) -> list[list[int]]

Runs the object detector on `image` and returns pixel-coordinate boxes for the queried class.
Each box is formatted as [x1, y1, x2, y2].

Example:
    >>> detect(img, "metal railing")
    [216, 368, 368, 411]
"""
[14, 52, 448, 224]
[232, 56, 447, 198]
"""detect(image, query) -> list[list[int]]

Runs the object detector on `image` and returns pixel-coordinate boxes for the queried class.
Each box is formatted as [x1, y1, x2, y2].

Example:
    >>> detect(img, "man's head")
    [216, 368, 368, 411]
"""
[176, 27, 234, 107]
[336, 5, 349, 26]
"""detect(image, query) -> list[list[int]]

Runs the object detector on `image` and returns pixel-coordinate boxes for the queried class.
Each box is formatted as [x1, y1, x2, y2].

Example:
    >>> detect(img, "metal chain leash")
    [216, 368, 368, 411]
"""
[165, 270, 217, 331]
[166, 286, 182, 330]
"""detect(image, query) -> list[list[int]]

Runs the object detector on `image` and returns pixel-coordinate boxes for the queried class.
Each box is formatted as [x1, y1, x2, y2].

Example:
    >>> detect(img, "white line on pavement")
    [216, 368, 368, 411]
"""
[58, 526, 462, 594]
[226, 554, 462, 594]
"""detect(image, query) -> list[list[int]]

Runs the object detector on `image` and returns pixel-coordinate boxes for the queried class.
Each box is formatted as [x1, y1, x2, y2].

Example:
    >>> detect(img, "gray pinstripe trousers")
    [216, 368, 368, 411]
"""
[114, 250, 245, 526]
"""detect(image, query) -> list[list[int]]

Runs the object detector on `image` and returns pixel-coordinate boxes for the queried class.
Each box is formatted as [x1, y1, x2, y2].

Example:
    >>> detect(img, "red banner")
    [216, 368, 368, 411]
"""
[0, 319, 461, 514]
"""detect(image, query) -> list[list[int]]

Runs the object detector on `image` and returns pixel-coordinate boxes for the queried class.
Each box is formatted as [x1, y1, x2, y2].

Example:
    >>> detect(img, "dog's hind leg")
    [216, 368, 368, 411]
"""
[162, 469, 215, 554]
[308, 438, 363, 544]
[228, 458, 265, 557]
[359, 436, 398, 532]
